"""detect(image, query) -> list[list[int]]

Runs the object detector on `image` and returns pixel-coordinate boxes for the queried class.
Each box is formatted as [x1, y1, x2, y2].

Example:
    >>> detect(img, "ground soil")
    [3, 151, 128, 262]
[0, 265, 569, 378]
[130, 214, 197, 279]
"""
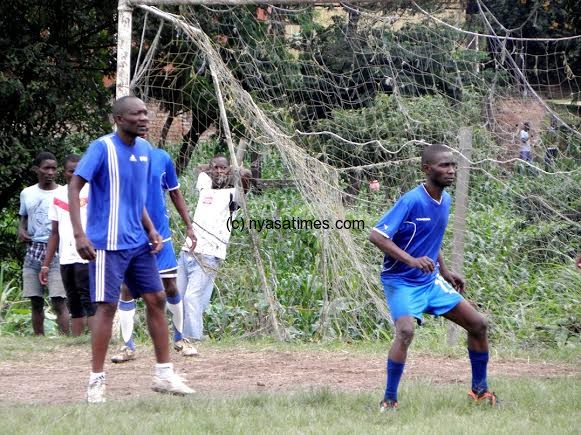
[0, 344, 578, 405]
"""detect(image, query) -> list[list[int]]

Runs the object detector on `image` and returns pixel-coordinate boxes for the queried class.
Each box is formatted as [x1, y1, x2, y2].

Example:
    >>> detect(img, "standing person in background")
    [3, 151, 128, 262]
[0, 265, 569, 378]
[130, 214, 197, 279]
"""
[177, 156, 251, 350]
[69, 96, 194, 403]
[111, 129, 198, 363]
[519, 122, 533, 163]
[19, 151, 69, 335]
[39, 154, 95, 336]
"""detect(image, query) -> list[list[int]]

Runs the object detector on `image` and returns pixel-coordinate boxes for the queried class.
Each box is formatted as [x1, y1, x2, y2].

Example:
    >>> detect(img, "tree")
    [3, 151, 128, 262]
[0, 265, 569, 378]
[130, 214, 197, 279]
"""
[0, 0, 117, 213]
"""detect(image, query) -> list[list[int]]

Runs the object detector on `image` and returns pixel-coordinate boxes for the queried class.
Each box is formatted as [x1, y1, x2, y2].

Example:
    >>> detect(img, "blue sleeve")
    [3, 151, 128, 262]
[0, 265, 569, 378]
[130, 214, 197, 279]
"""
[75, 140, 105, 182]
[164, 152, 179, 191]
[374, 196, 410, 239]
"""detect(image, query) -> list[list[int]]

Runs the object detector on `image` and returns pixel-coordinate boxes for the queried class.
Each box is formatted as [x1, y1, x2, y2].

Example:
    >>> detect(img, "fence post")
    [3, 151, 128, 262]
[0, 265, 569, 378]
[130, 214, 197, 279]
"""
[447, 127, 473, 345]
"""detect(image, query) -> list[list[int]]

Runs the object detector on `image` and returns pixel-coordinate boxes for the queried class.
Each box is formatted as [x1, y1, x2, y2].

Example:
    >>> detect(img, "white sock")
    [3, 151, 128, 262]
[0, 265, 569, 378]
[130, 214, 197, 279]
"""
[155, 363, 174, 379]
[118, 300, 136, 345]
[166, 300, 184, 338]
[89, 372, 105, 384]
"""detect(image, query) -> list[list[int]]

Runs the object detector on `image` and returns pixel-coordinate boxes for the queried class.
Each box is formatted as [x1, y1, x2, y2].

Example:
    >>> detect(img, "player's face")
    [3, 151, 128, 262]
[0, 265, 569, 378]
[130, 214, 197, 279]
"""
[426, 152, 456, 187]
[209, 158, 229, 188]
[117, 99, 149, 138]
[63, 161, 78, 184]
[35, 159, 57, 187]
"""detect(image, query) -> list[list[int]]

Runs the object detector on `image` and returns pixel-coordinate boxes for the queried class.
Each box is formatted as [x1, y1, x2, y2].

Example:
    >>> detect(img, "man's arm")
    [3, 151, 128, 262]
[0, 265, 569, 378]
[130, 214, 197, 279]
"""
[69, 175, 95, 261]
[168, 189, 196, 251]
[39, 221, 59, 285]
[18, 215, 31, 243]
[369, 230, 435, 273]
[437, 251, 465, 293]
[142, 208, 163, 254]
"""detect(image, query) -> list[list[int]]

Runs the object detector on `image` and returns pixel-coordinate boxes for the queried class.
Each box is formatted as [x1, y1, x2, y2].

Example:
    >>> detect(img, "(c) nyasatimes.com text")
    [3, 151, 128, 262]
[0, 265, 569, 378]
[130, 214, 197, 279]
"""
[226, 217, 365, 232]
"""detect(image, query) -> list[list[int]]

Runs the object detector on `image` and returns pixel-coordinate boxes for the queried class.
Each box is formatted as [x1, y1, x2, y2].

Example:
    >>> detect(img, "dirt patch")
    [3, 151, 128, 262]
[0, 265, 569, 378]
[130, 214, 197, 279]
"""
[0, 345, 577, 405]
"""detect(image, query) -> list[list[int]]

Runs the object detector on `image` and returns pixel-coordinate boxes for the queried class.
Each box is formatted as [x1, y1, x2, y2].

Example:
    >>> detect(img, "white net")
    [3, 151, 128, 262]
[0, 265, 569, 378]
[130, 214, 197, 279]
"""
[129, 2, 580, 343]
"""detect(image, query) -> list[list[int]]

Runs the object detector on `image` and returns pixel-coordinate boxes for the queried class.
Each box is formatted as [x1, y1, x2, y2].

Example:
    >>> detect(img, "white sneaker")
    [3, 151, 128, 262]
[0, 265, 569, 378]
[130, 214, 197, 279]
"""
[111, 346, 136, 363]
[152, 373, 195, 395]
[87, 377, 106, 403]
[174, 338, 198, 357]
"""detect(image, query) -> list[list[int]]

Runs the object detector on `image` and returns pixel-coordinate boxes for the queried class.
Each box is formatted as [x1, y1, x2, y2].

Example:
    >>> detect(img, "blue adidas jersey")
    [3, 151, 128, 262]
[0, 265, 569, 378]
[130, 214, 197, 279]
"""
[146, 148, 179, 240]
[75, 133, 152, 251]
[373, 184, 451, 284]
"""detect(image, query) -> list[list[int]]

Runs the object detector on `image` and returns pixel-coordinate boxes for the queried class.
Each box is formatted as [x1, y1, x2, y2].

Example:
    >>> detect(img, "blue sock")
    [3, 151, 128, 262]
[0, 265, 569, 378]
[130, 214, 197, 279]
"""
[125, 337, 135, 351]
[384, 359, 405, 402]
[468, 349, 489, 395]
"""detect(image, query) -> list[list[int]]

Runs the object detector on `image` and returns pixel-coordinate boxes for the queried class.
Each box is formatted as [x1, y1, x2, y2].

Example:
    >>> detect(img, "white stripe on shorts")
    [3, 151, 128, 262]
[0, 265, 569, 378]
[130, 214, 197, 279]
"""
[95, 250, 106, 302]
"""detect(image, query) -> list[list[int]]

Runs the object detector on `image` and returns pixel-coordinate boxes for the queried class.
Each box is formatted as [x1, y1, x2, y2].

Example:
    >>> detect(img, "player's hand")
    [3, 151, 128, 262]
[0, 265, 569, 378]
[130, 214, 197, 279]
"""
[409, 256, 435, 273]
[38, 267, 49, 285]
[148, 230, 163, 254]
[18, 228, 31, 243]
[75, 235, 96, 261]
[185, 228, 197, 253]
[443, 271, 465, 294]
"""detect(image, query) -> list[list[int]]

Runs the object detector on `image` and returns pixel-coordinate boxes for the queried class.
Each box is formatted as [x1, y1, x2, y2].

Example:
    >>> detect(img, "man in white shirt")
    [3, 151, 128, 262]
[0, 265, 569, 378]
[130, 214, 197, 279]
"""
[39, 155, 95, 336]
[177, 156, 251, 347]
[519, 122, 532, 162]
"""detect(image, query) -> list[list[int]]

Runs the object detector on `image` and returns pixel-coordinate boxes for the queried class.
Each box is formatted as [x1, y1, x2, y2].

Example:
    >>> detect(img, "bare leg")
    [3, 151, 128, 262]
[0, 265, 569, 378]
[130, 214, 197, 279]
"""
[443, 300, 488, 352]
[51, 297, 70, 335]
[91, 302, 117, 372]
[388, 316, 416, 363]
[71, 318, 85, 336]
[142, 292, 170, 364]
[30, 296, 45, 336]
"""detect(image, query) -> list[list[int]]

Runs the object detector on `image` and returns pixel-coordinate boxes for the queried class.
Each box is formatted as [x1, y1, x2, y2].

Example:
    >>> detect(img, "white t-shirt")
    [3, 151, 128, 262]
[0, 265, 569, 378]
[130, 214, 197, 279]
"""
[519, 129, 531, 152]
[184, 172, 239, 260]
[48, 184, 90, 264]
[19, 184, 61, 243]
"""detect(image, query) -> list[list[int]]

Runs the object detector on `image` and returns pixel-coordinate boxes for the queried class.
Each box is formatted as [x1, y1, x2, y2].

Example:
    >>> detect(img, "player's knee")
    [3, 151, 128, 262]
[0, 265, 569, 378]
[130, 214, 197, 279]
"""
[396, 325, 415, 346]
[30, 296, 44, 313]
[470, 315, 488, 338]
[97, 302, 118, 319]
[144, 292, 167, 311]
[50, 297, 67, 315]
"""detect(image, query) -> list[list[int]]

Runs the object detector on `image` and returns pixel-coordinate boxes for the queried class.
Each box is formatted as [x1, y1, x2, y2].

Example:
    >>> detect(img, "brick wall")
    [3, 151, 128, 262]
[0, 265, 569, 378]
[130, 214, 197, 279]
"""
[146, 100, 193, 145]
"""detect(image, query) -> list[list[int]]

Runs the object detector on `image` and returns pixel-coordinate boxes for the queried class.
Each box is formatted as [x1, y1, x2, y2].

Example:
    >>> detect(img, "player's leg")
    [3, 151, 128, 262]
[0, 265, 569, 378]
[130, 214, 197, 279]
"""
[442, 299, 495, 402]
[50, 297, 70, 335]
[110, 283, 137, 363]
[127, 244, 194, 395]
[22, 257, 45, 335]
[61, 263, 86, 335]
[48, 256, 69, 334]
[182, 254, 217, 342]
[75, 262, 96, 334]
[381, 279, 424, 410]
[156, 242, 195, 354]
[87, 249, 127, 403]
[30, 297, 45, 336]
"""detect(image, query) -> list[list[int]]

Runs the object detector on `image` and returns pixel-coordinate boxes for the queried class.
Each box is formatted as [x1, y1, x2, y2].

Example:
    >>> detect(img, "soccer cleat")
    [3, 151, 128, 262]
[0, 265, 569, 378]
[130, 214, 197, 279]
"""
[468, 390, 498, 406]
[152, 373, 195, 396]
[110, 345, 136, 363]
[174, 338, 198, 357]
[379, 399, 399, 412]
[87, 377, 106, 403]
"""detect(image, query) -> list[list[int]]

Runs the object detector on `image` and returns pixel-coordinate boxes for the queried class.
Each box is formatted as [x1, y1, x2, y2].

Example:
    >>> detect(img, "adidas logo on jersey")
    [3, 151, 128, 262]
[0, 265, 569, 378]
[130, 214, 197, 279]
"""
[130, 154, 137, 162]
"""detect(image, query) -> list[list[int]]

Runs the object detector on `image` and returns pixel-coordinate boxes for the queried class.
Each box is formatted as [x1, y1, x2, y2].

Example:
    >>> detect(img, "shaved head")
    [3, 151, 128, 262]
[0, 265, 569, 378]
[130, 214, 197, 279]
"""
[421, 144, 452, 166]
[112, 96, 141, 117]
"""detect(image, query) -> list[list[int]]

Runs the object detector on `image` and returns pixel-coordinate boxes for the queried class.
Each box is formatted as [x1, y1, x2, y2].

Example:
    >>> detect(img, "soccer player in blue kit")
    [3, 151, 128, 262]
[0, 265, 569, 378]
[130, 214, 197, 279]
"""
[69, 96, 194, 403]
[369, 144, 497, 411]
[111, 131, 198, 363]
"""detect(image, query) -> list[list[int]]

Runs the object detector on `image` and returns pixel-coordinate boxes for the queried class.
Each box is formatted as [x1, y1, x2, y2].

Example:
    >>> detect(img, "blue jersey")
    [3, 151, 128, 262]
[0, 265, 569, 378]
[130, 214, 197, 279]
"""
[75, 133, 152, 251]
[146, 148, 179, 240]
[373, 184, 451, 284]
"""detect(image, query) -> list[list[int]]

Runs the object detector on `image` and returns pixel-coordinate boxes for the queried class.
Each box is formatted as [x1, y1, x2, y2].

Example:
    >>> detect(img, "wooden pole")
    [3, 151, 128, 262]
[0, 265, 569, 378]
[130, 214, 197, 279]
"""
[447, 127, 473, 346]
[116, 0, 133, 99]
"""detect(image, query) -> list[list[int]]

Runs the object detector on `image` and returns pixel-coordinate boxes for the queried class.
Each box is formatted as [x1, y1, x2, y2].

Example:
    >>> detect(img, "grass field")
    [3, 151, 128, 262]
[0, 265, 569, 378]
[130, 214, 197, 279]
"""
[0, 336, 578, 434]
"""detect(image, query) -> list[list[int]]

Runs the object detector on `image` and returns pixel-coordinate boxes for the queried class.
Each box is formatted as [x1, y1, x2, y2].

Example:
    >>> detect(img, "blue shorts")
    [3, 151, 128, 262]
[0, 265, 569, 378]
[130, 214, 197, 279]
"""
[90, 244, 164, 303]
[156, 238, 178, 278]
[382, 274, 463, 324]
